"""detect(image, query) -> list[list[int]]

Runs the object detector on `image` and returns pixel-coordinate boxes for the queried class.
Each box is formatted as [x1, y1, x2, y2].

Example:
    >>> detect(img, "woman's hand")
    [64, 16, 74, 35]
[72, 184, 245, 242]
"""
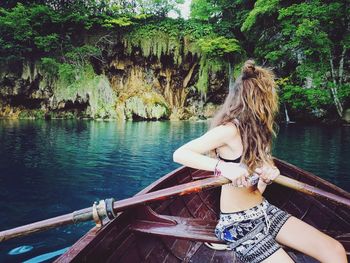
[255, 164, 280, 185]
[217, 161, 249, 186]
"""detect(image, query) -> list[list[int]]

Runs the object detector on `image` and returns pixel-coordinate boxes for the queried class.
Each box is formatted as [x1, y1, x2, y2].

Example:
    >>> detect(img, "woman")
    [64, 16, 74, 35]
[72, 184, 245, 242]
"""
[173, 60, 347, 263]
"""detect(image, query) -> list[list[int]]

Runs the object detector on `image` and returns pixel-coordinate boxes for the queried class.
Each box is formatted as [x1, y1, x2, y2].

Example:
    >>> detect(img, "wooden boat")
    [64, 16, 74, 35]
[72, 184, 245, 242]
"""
[56, 159, 350, 262]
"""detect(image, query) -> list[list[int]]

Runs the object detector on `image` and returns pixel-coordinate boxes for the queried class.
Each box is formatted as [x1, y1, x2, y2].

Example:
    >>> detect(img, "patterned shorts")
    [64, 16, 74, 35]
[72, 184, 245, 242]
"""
[215, 199, 291, 263]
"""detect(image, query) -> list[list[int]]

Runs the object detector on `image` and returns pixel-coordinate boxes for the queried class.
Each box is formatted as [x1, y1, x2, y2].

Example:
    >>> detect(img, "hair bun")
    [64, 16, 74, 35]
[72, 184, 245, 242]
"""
[242, 59, 256, 80]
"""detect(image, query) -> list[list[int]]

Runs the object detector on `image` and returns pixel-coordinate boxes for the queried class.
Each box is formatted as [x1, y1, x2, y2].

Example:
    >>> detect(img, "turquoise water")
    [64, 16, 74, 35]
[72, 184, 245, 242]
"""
[0, 120, 349, 262]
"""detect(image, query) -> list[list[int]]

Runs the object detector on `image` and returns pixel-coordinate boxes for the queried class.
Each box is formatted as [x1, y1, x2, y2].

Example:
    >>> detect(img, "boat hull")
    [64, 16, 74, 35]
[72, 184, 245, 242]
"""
[56, 159, 350, 262]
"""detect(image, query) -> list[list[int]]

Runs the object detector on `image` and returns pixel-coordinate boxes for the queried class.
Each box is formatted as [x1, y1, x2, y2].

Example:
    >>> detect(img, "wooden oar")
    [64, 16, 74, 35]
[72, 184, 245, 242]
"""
[0, 176, 228, 242]
[0, 174, 349, 243]
[275, 176, 350, 206]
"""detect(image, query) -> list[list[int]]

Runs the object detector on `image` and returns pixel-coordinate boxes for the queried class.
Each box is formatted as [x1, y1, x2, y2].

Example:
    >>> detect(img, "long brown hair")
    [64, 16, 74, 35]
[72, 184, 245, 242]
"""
[210, 59, 279, 173]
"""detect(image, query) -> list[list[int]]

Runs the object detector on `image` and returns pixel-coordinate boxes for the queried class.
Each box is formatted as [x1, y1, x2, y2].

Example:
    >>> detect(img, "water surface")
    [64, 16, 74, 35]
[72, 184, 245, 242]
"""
[0, 120, 349, 262]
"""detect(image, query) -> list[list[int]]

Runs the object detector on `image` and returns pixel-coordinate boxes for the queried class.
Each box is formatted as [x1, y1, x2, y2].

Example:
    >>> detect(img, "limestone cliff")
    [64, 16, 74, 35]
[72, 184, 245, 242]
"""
[0, 31, 229, 120]
[0, 61, 116, 119]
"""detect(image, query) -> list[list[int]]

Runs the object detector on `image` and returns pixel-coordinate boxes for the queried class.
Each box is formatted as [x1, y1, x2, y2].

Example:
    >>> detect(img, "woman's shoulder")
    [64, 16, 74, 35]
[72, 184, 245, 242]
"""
[210, 122, 238, 138]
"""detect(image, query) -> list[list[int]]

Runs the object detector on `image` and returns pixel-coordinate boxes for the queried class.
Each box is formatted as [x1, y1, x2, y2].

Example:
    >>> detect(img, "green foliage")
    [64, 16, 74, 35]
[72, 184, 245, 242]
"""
[241, 0, 279, 32]
[0, 3, 33, 61]
[123, 18, 242, 94]
[277, 1, 336, 58]
[18, 109, 46, 119]
[64, 45, 101, 66]
[0, 3, 85, 61]
[338, 83, 350, 102]
[190, 0, 220, 21]
[123, 19, 186, 64]
[136, 0, 184, 17]
[280, 84, 333, 111]
[196, 58, 222, 94]
[57, 63, 76, 85]
[39, 57, 60, 77]
[194, 36, 242, 93]
[0, 1, 183, 62]
[34, 34, 59, 52]
[54, 64, 117, 119]
[1, 0, 348, 121]
[197, 36, 242, 58]
[277, 76, 335, 118]
[282, 86, 332, 110]
[103, 16, 134, 28]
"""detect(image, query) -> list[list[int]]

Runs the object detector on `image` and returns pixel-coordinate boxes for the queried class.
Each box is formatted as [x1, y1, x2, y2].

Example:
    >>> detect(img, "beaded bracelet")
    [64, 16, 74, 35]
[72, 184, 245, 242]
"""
[214, 159, 222, 177]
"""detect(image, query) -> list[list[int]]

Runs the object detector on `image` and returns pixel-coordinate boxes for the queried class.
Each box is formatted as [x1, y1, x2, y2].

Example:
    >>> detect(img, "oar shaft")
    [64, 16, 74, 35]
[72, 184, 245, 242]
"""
[0, 208, 92, 242]
[0, 177, 229, 242]
[112, 176, 229, 212]
[275, 176, 350, 207]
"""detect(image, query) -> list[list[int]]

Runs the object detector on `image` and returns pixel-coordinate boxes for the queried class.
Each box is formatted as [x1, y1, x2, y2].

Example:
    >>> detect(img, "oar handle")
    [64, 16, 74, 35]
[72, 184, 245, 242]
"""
[275, 175, 350, 207]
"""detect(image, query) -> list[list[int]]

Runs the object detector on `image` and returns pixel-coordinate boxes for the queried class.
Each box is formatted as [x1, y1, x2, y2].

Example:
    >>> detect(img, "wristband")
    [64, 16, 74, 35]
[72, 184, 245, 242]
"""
[214, 159, 222, 177]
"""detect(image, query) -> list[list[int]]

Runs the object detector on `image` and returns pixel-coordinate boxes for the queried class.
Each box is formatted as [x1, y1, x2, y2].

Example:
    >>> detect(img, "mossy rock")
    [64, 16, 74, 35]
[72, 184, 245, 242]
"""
[170, 108, 193, 120]
[18, 109, 46, 119]
[124, 95, 169, 120]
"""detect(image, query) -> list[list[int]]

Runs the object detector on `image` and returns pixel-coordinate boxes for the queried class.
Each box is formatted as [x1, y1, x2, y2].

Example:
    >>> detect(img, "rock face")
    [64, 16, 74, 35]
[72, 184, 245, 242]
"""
[122, 96, 168, 120]
[0, 61, 117, 119]
[101, 42, 228, 120]
[0, 61, 51, 119]
[0, 40, 228, 120]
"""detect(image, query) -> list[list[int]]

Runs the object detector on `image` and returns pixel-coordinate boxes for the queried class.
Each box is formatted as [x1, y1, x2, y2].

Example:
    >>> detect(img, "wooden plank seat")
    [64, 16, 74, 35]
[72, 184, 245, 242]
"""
[129, 206, 224, 244]
[130, 214, 224, 244]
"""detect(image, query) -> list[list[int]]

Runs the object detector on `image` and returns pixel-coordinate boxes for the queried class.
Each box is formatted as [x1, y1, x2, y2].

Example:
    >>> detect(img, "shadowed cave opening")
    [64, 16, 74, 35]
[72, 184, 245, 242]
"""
[8, 95, 43, 109]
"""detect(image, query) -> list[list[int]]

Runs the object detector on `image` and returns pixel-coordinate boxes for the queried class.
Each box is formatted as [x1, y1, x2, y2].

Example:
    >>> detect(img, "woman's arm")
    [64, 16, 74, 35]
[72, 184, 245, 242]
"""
[173, 124, 248, 181]
[173, 124, 235, 170]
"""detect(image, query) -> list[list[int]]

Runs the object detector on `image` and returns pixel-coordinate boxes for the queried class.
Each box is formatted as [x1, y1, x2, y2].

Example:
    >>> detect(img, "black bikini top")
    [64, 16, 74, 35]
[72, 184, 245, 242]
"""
[215, 149, 241, 163]
[218, 154, 241, 163]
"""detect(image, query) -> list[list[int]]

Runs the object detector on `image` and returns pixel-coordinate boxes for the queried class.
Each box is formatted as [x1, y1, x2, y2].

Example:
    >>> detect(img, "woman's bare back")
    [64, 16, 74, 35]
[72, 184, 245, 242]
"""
[216, 124, 263, 213]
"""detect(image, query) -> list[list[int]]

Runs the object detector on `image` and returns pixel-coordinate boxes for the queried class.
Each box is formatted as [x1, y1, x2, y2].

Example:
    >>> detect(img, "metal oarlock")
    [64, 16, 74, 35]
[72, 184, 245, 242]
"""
[92, 200, 104, 227]
[92, 198, 117, 227]
[105, 198, 116, 220]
